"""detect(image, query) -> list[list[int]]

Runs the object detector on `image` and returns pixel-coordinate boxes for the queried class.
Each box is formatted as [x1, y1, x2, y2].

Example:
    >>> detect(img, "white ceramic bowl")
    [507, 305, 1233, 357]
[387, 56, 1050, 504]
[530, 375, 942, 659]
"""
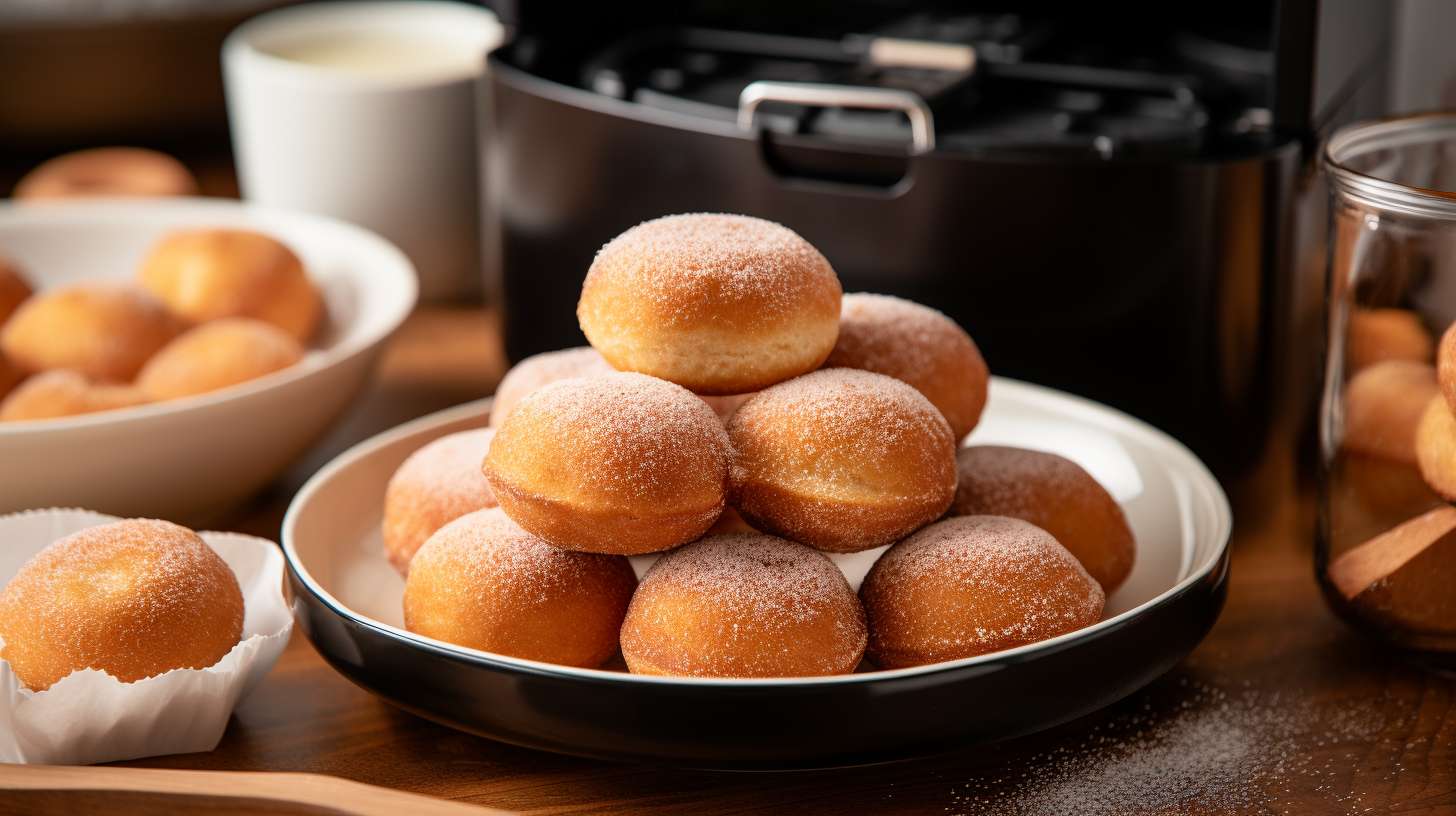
[0, 198, 417, 521]
[282, 378, 1232, 768]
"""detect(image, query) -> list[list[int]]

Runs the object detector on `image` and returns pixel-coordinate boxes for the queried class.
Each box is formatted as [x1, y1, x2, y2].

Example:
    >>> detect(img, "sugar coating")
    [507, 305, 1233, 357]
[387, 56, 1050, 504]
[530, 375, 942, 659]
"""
[862, 516, 1104, 666]
[832, 293, 959, 381]
[825, 292, 988, 438]
[382, 428, 498, 571]
[403, 508, 636, 667]
[493, 371, 730, 504]
[409, 508, 618, 600]
[621, 533, 867, 677]
[0, 518, 243, 690]
[957, 446, 1088, 507]
[489, 346, 614, 427]
[953, 445, 1135, 592]
[949, 678, 1396, 815]
[728, 368, 956, 550]
[582, 213, 838, 328]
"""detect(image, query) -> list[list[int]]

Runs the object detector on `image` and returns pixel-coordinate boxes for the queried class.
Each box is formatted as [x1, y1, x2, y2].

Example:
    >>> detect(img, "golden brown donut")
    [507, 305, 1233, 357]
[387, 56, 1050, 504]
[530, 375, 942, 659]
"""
[619, 533, 867, 677]
[0, 370, 150, 421]
[727, 368, 957, 553]
[0, 282, 182, 382]
[860, 515, 1105, 668]
[1438, 322, 1456, 416]
[1347, 308, 1433, 373]
[824, 293, 989, 440]
[951, 445, 1135, 593]
[1341, 360, 1439, 465]
[136, 317, 304, 400]
[485, 372, 731, 554]
[1339, 358, 1444, 466]
[383, 428, 498, 573]
[1416, 395, 1456, 501]
[578, 213, 842, 395]
[13, 148, 198, 201]
[138, 228, 322, 342]
[488, 346, 613, 427]
[403, 508, 636, 668]
[0, 255, 32, 326]
[0, 518, 243, 691]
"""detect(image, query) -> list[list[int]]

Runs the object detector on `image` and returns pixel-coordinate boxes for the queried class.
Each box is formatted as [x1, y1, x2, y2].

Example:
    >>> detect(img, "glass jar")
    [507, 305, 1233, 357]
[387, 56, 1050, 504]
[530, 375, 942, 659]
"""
[1317, 113, 1456, 671]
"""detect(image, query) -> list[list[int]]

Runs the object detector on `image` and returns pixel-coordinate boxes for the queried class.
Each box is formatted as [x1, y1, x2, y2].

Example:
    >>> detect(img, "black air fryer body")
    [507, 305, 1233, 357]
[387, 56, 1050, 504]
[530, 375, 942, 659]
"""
[480, 3, 1391, 475]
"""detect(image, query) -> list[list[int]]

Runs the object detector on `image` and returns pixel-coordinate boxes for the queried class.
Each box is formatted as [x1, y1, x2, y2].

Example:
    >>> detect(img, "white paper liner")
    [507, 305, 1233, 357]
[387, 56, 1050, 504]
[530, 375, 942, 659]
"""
[0, 508, 293, 765]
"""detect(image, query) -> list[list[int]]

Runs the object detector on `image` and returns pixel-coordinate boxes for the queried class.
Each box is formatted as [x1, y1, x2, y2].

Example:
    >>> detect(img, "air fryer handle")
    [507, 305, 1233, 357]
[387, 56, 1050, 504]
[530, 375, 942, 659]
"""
[736, 81, 937, 155]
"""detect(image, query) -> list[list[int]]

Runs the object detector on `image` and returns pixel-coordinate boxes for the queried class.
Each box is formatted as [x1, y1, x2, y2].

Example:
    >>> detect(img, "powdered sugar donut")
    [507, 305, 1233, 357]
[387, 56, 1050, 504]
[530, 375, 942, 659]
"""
[404, 508, 636, 668]
[484, 372, 731, 554]
[578, 213, 841, 395]
[728, 368, 956, 553]
[825, 293, 989, 440]
[488, 346, 614, 427]
[619, 533, 866, 677]
[952, 445, 1135, 592]
[860, 515, 1105, 668]
[0, 518, 243, 691]
[382, 428, 498, 573]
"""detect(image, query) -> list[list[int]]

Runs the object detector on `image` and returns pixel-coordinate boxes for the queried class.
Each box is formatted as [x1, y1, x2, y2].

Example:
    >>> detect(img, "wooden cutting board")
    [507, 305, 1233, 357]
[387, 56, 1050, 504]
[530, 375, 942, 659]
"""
[0, 765, 512, 815]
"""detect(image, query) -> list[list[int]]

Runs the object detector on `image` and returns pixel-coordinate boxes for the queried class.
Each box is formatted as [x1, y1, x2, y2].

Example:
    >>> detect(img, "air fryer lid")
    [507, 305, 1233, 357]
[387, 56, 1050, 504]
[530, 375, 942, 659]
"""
[494, 4, 1284, 160]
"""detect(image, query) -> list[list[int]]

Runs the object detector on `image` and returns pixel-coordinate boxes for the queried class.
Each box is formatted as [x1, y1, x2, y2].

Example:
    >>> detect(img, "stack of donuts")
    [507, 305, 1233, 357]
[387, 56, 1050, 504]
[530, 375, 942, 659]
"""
[0, 228, 321, 422]
[384, 213, 1137, 677]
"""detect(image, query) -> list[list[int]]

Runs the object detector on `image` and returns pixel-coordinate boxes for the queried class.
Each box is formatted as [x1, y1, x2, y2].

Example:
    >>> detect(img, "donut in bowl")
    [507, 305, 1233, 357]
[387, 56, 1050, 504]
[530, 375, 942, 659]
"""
[136, 317, 305, 400]
[0, 282, 182, 382]
[138, 228, 322, 343]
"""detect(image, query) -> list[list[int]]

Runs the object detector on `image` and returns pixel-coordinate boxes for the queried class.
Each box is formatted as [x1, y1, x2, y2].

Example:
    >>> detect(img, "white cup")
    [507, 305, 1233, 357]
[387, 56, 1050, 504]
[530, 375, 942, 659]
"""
[223, 1, 502, 301]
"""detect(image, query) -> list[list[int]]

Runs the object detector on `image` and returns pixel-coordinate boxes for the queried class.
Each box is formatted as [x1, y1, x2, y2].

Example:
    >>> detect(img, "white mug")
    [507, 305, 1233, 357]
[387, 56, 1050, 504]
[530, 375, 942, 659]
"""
[223, 1, 502, 301]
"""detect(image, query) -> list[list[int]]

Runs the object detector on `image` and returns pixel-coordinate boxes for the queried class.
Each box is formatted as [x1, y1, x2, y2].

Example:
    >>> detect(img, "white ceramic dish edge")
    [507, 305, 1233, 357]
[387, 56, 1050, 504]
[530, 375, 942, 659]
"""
[282, 377, 1232, 688]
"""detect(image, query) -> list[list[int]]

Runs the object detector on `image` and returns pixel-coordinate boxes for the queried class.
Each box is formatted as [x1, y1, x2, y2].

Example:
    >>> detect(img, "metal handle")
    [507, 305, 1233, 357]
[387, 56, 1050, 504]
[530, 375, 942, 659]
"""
[737, 81, 936, 154]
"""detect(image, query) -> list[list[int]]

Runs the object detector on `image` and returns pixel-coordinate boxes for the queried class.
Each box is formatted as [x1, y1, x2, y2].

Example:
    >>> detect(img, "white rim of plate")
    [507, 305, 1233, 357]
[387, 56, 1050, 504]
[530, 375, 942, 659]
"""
[0, 197, 418, 437]
[282, 377, 1233, 688]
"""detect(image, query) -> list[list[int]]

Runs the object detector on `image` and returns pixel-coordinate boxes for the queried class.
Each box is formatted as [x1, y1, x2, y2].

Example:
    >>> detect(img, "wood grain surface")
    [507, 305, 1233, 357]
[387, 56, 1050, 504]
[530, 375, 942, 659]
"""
[0, 765, 507, 816]
[73, 306, 1451, 816]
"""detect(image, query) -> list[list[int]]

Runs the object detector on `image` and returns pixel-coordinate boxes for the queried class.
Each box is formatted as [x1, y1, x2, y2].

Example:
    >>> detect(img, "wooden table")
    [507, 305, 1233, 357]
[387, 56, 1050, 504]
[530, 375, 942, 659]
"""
[67, 306, 1441, 815]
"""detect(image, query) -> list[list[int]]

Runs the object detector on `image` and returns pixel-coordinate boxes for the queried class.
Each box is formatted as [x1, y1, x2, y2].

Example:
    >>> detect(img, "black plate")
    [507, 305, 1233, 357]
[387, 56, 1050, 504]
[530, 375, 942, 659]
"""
[282, 382, 1230, 770]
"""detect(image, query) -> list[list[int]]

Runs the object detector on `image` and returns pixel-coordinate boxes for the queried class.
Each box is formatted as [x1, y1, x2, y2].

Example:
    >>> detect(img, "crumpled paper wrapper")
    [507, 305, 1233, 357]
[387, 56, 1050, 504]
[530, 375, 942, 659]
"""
[0, 508, 292, 764]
